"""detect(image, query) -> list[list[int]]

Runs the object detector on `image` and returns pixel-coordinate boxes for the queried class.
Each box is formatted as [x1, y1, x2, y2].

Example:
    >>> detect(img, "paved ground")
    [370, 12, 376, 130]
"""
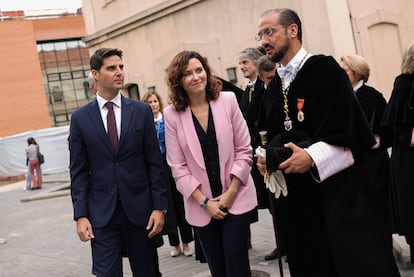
[0, 170, 414, 276]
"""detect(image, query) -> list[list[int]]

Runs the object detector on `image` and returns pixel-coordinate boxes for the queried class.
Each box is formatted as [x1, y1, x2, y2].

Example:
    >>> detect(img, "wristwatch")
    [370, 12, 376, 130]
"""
[158, 209, 167, 215]
[200, 197, 209, 209]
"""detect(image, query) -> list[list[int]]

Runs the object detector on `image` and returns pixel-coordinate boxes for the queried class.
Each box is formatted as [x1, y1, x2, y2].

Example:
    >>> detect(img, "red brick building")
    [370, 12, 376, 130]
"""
[0, 12, 89, 137]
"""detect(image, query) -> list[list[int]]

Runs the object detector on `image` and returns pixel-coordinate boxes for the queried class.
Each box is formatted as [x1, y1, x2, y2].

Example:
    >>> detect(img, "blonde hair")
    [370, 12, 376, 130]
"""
[401, 42, 414, 74]
[340, 55, 370, 83]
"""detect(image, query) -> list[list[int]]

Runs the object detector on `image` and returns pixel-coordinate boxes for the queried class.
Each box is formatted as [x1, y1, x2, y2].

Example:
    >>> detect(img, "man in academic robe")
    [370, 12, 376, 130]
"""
[382, 42, 414, 263]
[255, 8, 400, 276]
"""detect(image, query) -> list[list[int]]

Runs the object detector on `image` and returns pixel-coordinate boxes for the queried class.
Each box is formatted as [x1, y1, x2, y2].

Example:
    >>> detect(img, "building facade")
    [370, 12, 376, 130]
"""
[1, 0, 412, 137]
[0, 12, 90, 137]
[81, 0, 414, 104]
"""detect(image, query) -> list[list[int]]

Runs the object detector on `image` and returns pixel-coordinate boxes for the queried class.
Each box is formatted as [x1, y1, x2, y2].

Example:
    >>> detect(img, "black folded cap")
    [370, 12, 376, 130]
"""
[266, 131, 312, 171]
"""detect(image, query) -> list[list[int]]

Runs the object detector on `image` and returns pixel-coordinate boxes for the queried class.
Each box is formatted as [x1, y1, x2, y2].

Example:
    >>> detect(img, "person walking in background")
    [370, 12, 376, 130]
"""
[69, 48, 167, 277]
[237, 47, 267, 250]
[24, 157, 32, 190]
[255, 8, 400, 276]
[25, 137, 42, 190]
[164, 50, 257, 277]
[339, 55, 394, 240]
[141, 90, 194, 258]
[382, 42, 414, 264]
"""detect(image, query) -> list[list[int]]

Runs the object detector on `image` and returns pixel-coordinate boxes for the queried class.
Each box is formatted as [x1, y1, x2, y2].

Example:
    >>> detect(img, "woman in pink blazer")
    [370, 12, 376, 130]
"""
[164, 51, 257, 277]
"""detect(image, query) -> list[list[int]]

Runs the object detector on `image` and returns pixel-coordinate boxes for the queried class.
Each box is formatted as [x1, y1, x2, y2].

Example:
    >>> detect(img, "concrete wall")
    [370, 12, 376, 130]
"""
[82, 0, 414, 102]
[346, 0, 414, 97]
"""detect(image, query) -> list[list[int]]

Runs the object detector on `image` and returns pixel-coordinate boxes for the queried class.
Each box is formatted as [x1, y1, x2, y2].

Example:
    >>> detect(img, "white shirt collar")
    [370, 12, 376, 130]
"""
[154, 112, 163, 122]
[277, 47, 310, 87]
[247, 78, 257, 88]
[96, 91, 122, 110]
[353, 80, 364, 92]
[286, 47, 308, 72]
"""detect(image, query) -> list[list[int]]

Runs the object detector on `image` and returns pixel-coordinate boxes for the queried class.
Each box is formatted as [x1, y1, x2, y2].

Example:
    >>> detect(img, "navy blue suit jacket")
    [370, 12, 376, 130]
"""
[70, 95, 167, 229]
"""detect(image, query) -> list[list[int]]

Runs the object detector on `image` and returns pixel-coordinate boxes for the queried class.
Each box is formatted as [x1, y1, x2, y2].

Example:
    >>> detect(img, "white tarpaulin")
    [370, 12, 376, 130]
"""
[0, 126, 70, 176]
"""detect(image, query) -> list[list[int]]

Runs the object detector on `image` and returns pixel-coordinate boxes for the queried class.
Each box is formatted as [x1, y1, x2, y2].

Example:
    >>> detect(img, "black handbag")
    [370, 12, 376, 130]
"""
[37, 152, 45, 164]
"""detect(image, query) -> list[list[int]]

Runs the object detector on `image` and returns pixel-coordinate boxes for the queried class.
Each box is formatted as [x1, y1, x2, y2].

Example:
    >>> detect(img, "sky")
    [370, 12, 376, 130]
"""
[0, 0, 82, 13]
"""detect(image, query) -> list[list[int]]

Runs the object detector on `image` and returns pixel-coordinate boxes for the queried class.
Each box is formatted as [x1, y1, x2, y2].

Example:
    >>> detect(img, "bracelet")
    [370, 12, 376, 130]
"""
[200, 197, 209, 209]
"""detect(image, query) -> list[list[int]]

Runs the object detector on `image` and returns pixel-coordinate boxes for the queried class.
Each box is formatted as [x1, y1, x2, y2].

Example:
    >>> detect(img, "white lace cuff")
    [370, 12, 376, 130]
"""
[304, 141, 354, 183]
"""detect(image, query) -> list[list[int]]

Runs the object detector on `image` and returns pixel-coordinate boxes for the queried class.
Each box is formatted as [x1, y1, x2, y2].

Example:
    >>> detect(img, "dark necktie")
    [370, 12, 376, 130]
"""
[104, 102, 118, 150]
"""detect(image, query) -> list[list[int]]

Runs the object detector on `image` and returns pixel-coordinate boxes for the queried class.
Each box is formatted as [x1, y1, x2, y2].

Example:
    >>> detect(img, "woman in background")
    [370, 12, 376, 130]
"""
[142, 90, 194, 258]
[25, 137, 42, 189]
[339, 55, 393, 241]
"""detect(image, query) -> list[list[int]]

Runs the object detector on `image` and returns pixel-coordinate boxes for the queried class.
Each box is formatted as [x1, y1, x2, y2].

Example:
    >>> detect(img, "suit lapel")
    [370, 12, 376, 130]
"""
[87, 99, 114, 153]
[118, 96, 133, 152]
[180, 107, 205, 169]
[210, 97, 231, 163]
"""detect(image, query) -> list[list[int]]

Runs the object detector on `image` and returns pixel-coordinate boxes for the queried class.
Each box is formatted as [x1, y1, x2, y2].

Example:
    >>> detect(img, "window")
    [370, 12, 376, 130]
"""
[38, 39, 91, 126]
[226, 67, 238, 84]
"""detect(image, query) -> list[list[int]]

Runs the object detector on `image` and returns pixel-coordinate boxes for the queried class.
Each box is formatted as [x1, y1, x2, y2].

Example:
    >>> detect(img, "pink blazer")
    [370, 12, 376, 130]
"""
[164, 91, 257, 227]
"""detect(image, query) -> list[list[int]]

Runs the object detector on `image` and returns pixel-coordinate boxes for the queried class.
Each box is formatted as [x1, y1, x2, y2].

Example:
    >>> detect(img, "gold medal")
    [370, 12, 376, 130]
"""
[297, 110, 304, 122]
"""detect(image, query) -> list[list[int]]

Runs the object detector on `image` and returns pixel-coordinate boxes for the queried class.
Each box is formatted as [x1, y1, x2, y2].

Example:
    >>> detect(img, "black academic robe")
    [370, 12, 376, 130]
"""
[382, 74, 414, 246]
[355, 85, 394, 237]
[239, 78, 269, 210]
[259, 55, 400, 277]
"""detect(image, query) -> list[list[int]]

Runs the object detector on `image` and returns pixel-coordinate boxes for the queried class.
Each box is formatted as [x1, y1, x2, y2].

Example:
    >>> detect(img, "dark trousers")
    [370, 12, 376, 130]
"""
[91, 200, 157, 277]
[167, 178, 194, 246]
[269, 191, 287, 251]
[194, 212, 252, 277]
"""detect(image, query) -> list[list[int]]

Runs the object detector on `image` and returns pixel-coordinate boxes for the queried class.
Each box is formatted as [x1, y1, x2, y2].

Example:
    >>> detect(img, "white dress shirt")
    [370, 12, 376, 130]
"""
[96, 92, 122, 140]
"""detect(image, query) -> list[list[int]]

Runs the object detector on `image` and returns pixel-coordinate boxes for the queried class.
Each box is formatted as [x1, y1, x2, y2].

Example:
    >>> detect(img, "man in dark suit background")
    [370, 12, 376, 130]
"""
[70, 48, 167, 276]
[237, 47, 268, 250]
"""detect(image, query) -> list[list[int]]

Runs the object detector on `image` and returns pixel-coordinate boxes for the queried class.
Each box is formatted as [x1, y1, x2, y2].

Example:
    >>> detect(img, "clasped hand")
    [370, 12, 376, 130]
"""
[256, 142, 313, 175]
[205, 190, 236, 220]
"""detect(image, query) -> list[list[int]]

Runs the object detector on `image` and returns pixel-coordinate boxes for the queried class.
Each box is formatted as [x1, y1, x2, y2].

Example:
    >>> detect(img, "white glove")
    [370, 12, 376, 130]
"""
[268, 171, 288, 198]
[255, 146, 266, 158]
[255, 146, 288, 198]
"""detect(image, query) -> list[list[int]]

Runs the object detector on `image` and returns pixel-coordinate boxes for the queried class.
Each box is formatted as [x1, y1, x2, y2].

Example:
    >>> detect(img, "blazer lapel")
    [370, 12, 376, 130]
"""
[118, 96, 133, 152]
[87, 99, 114, 153]
[180, 107, 205, 169]
[210, 98, 231, 163]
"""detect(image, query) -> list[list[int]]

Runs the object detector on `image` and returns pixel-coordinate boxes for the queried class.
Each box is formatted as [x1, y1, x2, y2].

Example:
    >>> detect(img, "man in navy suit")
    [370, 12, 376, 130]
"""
[70, 48, 167, 276]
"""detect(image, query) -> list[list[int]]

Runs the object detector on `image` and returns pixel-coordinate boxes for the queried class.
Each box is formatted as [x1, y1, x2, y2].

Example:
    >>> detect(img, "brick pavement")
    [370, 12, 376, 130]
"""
[1, 171, 413, 276]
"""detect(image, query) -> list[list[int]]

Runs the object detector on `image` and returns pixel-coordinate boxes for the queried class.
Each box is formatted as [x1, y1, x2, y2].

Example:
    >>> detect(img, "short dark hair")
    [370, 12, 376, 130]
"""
[261, 8, 302, 43]
[257, 55, 277, 75]
[90, 48, 123, 71]
[166, 51, 221, 112]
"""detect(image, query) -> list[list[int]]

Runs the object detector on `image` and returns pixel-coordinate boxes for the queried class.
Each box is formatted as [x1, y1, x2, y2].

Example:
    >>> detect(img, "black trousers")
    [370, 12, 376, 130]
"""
[193, 211, 252, 277]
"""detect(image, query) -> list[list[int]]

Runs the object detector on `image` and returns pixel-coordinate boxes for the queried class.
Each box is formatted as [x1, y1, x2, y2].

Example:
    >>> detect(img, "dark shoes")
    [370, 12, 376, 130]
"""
[264, 248, 287, 261]
[30, 187, 42, 190]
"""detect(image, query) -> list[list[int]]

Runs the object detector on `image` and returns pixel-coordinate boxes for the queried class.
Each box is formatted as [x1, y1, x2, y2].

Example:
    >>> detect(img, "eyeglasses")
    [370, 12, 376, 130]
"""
[255, 26, 285, 41]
